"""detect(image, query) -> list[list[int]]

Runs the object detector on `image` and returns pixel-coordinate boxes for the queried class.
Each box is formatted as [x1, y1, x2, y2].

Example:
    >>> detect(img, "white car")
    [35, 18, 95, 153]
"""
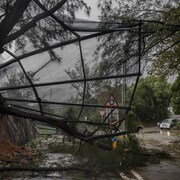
[159, 118, 177, 129]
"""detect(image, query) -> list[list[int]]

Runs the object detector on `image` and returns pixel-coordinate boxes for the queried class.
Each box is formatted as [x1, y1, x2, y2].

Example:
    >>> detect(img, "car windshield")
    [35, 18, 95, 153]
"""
[162, 119, 172, 123]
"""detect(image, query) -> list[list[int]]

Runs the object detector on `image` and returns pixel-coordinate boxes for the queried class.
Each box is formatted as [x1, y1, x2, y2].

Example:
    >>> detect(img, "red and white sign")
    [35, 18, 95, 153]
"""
[104, 95, 119, 108]
[99, 110, 105, 117]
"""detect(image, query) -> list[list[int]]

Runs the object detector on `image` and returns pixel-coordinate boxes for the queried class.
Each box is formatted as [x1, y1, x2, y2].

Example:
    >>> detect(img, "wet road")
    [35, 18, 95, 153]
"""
[136, 127, 180, 152]
[137, 160, 180, 180]
[136, 127, 180, 180]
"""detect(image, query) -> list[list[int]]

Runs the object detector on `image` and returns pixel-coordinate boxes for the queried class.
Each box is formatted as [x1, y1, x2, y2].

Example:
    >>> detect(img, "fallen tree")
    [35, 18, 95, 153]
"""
[0, 166, 92, 173]
[0, 92, 131, 151]
[0, 103, 129, 150]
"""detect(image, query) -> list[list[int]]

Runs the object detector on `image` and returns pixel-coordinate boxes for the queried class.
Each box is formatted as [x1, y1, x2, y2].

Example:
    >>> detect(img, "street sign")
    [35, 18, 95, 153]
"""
[104, 95, 119, 108]
[99, 110, 105, 117]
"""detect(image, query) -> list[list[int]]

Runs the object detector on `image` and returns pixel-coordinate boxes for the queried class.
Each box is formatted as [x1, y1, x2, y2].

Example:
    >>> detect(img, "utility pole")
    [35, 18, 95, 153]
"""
[121, 61, 126, 131]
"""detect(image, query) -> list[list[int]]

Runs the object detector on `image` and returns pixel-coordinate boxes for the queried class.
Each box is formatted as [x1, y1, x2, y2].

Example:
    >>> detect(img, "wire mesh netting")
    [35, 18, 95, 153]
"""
[0, 0, 146, 145]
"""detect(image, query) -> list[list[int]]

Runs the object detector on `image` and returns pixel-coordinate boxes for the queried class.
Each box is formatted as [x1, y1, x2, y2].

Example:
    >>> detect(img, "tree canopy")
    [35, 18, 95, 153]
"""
[97, 0, 180, 77]
[128, 76, 171, 124]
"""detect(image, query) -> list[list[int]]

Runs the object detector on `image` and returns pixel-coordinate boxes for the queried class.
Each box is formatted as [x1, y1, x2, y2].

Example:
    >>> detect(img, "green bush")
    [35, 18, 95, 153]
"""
[172, 121, 180, 130]
[115, 136, 148, 168]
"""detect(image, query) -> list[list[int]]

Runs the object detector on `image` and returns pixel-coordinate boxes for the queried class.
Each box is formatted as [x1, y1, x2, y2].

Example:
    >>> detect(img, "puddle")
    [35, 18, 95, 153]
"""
[40, 153, 80, 168]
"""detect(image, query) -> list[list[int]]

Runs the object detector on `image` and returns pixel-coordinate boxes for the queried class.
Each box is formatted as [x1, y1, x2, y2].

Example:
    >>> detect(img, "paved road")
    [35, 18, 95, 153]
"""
[135, 127, 180, 180]
[136, 160, 180, 180]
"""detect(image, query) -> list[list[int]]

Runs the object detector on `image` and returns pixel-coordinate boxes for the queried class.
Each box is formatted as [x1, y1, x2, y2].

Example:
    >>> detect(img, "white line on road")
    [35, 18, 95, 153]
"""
[119, 172, 130, 180]
[131, 170, 144, 180]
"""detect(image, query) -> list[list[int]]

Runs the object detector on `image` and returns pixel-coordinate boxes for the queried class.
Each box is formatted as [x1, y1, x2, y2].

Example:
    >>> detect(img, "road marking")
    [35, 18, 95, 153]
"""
[119, 172, 130, 180]
[131, 170, 144, 180]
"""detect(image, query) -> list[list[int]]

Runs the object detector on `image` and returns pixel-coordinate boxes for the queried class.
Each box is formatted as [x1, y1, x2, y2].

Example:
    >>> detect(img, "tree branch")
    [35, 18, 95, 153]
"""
[0, 104, 86, 140]
[86, 131, 127, 141]
[0, 103, 129, 151]
[153, 39, 180, 57]
[0, 0, 32, 48]
[2, 0, 68, 46]
[0, 31, 114, 70]
[0, 166, 92, 173]
[33, 0, 79, 38]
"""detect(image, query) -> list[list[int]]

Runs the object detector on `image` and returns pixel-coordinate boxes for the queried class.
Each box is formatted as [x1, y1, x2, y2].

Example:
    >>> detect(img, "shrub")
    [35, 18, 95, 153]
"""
[172, 121, 180, 130]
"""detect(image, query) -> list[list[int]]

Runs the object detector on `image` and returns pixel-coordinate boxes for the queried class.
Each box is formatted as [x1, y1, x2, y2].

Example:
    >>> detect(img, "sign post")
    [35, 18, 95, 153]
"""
[104, 95, 119, 149]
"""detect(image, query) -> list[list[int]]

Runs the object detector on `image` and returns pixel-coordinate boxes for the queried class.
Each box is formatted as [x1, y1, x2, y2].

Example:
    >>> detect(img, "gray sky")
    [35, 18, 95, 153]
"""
[75, 0, 100, 20]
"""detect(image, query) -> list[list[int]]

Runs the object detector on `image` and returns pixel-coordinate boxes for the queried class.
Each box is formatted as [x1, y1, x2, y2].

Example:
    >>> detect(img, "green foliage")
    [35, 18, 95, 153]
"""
[66, 107, 79, 130]
[172, 121, 180, 130]
[67, 107, 78, 119]
[97, 1, 180, 78]
[128, 76, 171, 124]
[150, 41, 180, 77]
[150, 4, 180, 77]
[28, 141, 38, 149]
[2, 71, 39, 99]
[171, 75, 180, 114]
[114, 136, 146, 168]
[126, 111, 141, 132]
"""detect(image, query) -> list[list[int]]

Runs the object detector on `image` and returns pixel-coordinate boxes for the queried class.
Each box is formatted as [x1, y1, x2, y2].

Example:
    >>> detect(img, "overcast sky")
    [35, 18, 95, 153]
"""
[75, 0, 100, 21]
